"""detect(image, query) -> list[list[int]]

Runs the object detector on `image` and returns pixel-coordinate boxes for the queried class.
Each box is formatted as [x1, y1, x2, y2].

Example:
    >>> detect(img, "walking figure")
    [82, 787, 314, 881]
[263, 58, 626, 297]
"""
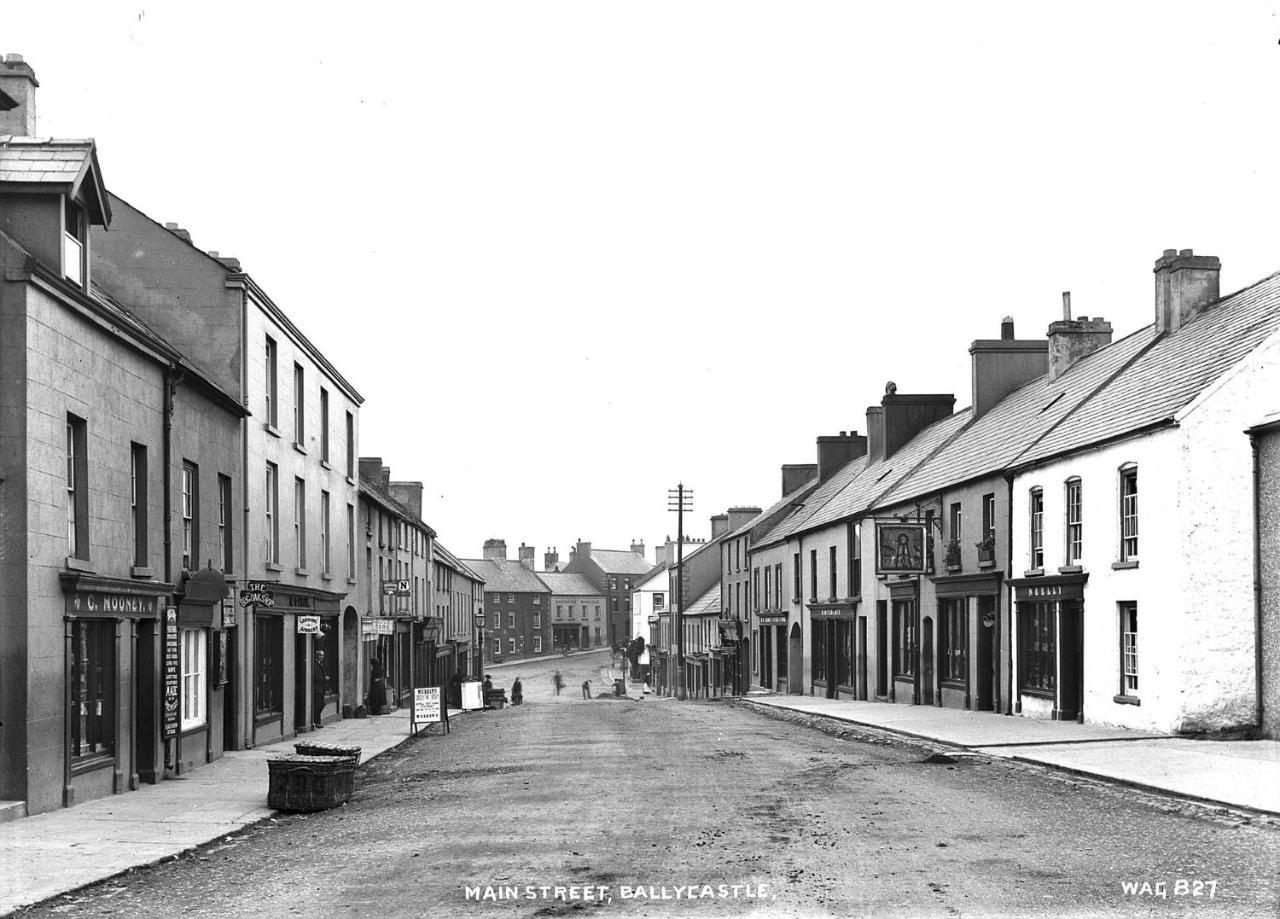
[581, 679, 592, 699]
[511, 677, 523, 705]
[552, 670, 563, 695]
[368, 655, 386, 715]
[312, 649, 328, 728]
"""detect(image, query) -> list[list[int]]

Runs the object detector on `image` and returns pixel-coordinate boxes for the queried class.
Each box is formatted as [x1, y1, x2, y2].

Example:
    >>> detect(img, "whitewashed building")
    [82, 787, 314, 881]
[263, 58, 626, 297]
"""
[1008, 251, 1280, 733]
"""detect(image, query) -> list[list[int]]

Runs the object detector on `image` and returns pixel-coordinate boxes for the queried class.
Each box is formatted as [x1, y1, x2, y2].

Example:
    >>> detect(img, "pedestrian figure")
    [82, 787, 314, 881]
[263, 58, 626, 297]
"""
[368, 656, 387, 716]
[552, 670, 563, 695]
[311, 648, 328, 728]
[581, 679, 592, 699]
[511, 677, 523, 705]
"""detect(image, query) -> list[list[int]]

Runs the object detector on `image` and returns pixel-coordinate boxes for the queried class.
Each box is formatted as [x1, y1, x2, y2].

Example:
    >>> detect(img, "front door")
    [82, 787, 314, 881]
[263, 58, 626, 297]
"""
[975, 595, 996, 712]
[1058, 601, 1084, 721]
[294, 633, 308, 731]
[857, 617, 868, 701]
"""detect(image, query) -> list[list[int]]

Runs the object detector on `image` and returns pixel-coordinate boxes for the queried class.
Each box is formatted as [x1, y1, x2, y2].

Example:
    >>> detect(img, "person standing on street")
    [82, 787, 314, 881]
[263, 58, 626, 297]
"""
[368, 656, 386, 715]
[581, 679, 592, 699]
[511, 677, 523, 705]
[552, 670, 563, 695]
[312, 649, 328, 728]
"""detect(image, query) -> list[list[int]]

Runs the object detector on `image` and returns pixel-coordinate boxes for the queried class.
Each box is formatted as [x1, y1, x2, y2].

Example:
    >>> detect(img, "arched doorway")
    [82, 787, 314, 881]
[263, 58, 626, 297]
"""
[342, 606, 359, 716]
[788, 622, 803, 694]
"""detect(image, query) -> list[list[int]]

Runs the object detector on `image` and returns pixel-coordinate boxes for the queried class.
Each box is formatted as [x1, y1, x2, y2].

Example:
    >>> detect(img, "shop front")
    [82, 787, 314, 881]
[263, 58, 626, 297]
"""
[361, 615, 395, 713]
[1008, 574, 1087, 721]
[810, 603, 861, 700]
[932, 572, 1004, 713]
[756, 613, 788, 693]
[58, 573, 173, 809]
[169, 568, 231, 776]
[717, 619, 744, 696]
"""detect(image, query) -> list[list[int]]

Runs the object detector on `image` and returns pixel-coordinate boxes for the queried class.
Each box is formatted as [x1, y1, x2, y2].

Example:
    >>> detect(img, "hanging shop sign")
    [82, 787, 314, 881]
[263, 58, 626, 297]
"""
[221, 598, 237, 628]
[296, 615, 321, 635]
[362, 617, 395, 636]
[382, 579, 412, 597]
[239, 581, 275, 608]
[875, 523, 927, 575]
[162, 607, 181, 739]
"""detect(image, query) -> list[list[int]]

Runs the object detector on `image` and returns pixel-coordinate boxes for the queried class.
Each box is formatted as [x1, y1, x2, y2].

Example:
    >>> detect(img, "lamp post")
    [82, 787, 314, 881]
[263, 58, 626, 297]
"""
[473, 611, 485, 681]
[668, 483, 693, 700]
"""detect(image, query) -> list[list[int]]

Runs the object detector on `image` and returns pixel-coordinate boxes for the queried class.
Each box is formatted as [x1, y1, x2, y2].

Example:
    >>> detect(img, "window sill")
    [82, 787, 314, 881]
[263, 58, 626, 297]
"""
[265, 562, 284, 572]
[977, 560, 996, 570]
[69, 752, 115, 777]
[347, 577, 358, 585]
[320, 459, 332, 471]
[1113, 694, 1141, 706]
[346, 475, 357, 486]
[320, 573, 333, 581]
[65, 556, 96, 574]
[1112, 560, 1139, 570]
[292, 442, 307, 456]
[945, 564, 962, 573]
[1019, 687, 1055, 700]
[130, 566, 155, 579]
[940, 679, 966, 690]
[1022, 568, 1044, 578]
[264, 423, 281, 439]
[1058, 565, 1084, 575]
[295, 568, 310, 576]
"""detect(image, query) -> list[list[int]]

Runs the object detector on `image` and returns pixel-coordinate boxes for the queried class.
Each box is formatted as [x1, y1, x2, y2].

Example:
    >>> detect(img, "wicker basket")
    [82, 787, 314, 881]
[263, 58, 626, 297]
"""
[267, 755, 355, 812]
[292, 742, 362, 766]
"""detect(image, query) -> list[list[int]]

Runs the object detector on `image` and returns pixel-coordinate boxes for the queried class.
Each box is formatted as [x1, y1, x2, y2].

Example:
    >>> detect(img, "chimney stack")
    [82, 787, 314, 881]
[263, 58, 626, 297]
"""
[816, 431, 867, 482]
[727, 506, 761, 533]
[357, 457, 383, 483]
[388, 481, 424, 518]
[483, 538, 507, 561]
[163, 222, 193, 244]
[970, 318, 1049, 418]
[710, 514, 729, 539]
[879, 387, 955, 460]
[380, 465, 391, 493]
[0, 54, 38, 136]
[544, 547, 559, 571]
[575, 540, 592, 562]
[781, 464, 818, 497]
[630, 540, 645, 557]
[1047, 300, 1113, 382]
[518, 543, 535, 570]
[1154, 248, 1221, 335]
[865, 406, 886, 463]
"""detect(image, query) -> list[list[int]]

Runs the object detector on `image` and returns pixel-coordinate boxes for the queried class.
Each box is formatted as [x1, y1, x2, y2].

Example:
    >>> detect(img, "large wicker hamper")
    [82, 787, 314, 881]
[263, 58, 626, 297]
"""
[267, 754, 355, 812]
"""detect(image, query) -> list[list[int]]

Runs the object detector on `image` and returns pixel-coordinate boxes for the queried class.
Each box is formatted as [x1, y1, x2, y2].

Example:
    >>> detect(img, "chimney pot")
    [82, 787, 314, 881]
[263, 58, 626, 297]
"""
[1062, 291, 1072, 321]
[1163, 248, 1177, 257]
[1179, 248, 1193, 257]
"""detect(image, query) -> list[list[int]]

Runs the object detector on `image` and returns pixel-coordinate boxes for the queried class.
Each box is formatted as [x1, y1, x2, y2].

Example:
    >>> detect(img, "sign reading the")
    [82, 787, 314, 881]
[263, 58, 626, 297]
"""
[875, 523, 928, 574]
[162, 607, 180, 738]
[361, 617, 395, 636]
[239, 583, 275, 608]
[412, 686, 442, 725]
[382, 579, 412, 597]
[296, 615, 321, 635]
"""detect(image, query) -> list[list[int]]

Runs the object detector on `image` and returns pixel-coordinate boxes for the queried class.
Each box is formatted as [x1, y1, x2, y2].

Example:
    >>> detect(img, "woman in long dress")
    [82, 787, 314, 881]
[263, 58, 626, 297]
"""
[368, 656, 387, 715]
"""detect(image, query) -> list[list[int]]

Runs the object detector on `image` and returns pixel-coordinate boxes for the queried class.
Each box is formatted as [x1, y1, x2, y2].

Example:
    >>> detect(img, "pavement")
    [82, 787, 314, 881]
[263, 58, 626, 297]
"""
[741, 693, 1280, 815]
[0, 708, 459, 917]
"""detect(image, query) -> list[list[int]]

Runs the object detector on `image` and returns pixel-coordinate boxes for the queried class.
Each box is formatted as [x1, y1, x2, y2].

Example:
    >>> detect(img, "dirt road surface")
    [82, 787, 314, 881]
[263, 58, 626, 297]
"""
[16, 650, 1279, 919]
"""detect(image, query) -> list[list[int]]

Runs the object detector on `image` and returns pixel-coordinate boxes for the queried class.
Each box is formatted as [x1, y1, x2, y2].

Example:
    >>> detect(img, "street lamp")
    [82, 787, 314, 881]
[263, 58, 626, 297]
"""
[473, 611, 485, 681]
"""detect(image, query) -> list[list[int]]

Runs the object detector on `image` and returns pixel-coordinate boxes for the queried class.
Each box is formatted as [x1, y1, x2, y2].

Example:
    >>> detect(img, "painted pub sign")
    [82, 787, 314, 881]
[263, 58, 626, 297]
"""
[875, 523, 927, 574]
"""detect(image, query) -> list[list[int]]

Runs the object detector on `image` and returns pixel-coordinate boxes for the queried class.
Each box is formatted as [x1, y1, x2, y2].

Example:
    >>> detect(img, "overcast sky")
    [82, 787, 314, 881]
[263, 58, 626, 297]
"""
[9, 2, 1280, 562]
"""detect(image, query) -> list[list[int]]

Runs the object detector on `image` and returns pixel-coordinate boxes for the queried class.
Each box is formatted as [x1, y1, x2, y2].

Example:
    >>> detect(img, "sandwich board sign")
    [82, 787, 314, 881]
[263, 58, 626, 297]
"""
[411, 686, 447, 734]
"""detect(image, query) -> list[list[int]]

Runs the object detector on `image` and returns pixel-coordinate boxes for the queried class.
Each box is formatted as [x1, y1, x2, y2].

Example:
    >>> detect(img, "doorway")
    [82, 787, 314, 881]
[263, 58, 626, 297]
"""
[787, 623, 803, 694]
[975, 595, 996, 711]
[921, 616, 935, 706]
[294, 632, 308, 731]
[1058, 601, 1083, 721]
[876, 601, 888, 697]
[857, 617, 868, 701]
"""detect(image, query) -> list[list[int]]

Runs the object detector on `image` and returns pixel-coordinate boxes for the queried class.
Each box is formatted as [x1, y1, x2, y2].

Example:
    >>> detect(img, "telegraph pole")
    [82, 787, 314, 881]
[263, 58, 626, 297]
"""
[668, 483, 693, 700]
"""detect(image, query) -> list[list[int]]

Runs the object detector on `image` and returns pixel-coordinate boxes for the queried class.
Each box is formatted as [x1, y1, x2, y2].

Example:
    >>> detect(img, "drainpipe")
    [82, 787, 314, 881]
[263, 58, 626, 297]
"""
[1251, 432, 1265, 733]
[162, 363, 182, 772]
[1003, 471, 1015, 715]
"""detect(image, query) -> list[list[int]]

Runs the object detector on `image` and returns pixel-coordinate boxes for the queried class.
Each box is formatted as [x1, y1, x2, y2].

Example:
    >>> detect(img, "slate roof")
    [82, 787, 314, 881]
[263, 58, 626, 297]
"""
[535, 571, 603, 597]
[461, 558, 550, 594]
[758, 411, 971, 545]
[877, 326, 1157, 506]
[589, 548, 653, 576]
[0, 136, 110, 223]
[1017, 273, 1280, 465]
[358, 474, 435, 534]
[683, 583, 722, 617]
[433, 542, 482, 583]
[720, 477, 823, 545]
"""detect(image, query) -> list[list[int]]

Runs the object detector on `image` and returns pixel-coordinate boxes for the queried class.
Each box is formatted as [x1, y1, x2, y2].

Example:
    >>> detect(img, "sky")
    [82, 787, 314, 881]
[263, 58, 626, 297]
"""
[8, 1, 1280, 563]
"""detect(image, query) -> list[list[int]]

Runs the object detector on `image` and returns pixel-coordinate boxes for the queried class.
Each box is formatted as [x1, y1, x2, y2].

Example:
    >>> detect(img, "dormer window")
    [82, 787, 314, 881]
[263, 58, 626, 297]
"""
[63, 198, 85, 286]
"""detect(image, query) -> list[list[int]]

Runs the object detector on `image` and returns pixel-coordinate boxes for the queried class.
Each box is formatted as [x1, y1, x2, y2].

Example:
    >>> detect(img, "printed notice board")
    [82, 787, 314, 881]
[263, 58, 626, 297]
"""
[413, 686, 442, 724]
[162, 607, 180, 738]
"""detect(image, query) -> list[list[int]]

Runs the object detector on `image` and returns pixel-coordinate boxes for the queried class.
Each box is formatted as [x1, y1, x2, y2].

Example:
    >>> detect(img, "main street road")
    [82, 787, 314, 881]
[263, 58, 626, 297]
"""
[20, 650, 1279, 918]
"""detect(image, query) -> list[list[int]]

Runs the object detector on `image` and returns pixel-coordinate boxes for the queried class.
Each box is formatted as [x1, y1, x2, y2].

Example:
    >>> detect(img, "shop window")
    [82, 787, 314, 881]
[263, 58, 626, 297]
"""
[254, 615, 283, 715]
[181, 628, 207, 731]
[1019, 603, 1056, 693]
[812, 623, 827, 683]
[894, 600, 916, 678]
[70, 619, 114, 759]
[940, 599, 967, 683]
[837, 619, 855, 686]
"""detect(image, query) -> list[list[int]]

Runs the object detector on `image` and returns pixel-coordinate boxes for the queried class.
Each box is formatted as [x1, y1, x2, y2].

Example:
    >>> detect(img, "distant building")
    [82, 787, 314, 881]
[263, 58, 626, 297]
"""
[536, 572, 606, 651]
[562, 540, 652, 648]
[432, 542, 484, 684]
[464, 540, 551, 663]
